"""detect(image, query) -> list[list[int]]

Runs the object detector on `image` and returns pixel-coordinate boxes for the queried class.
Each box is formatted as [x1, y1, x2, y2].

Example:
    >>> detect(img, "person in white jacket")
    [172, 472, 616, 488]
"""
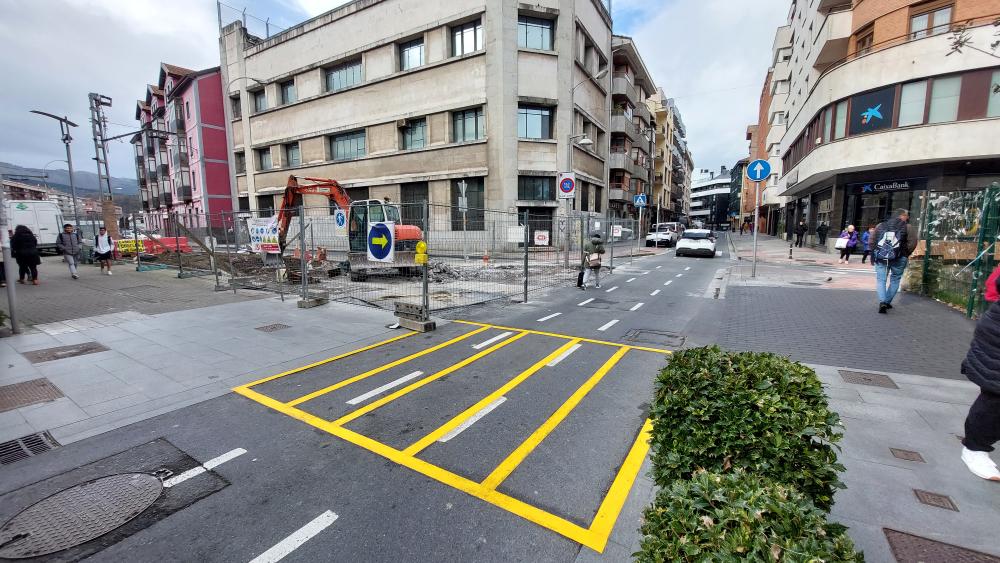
[94, 226, 115, 275]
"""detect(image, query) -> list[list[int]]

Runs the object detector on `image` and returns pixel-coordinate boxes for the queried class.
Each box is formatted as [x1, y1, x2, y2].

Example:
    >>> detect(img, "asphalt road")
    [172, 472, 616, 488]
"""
[0, 239, 728, 562]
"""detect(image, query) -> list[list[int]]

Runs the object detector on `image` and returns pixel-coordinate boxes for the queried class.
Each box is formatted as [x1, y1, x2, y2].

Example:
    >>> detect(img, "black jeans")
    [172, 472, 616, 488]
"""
[862, 250, 871, 263]
[839, 247, 854, 261]
[964, 390, 1000, 452]
[17, 261, 37, 281]
[795, 234, 804, 247]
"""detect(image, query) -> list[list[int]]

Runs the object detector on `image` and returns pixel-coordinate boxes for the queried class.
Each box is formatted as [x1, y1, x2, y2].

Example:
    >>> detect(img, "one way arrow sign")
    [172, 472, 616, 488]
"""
[746, 159, 771, 182]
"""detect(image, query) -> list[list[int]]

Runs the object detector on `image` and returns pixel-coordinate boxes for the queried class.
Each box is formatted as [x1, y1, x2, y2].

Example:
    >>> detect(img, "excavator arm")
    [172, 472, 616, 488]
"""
[276, 175, 352, 250]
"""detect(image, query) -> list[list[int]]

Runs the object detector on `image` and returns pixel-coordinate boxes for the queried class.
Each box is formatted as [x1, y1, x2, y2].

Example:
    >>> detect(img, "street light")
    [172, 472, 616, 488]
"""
[30, 110, 81, 229]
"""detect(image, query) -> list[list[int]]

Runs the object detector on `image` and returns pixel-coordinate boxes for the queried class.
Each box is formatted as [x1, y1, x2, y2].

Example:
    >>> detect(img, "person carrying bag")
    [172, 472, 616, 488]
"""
[580, 233, 605, 290]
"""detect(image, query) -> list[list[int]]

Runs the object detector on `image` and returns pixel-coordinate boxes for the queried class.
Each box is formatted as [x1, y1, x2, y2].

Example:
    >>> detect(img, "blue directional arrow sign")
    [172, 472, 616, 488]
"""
[633, 193, 647, 207]
[367, 222, 395, 263]
[747, 159, 771, 182]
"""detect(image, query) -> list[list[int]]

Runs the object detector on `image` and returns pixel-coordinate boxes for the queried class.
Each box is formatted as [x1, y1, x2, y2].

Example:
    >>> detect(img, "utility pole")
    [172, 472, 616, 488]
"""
[88, 93, 120, 239]
[0, 185, 20, 334]
[30, 111, 81, 230]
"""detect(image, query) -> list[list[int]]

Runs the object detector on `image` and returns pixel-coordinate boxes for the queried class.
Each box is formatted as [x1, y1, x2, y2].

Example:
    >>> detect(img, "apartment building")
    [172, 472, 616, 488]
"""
[690, 166, 732, 229]
[647, 89, 694, 223]
[220, 0, 615, 235]
[132, 63, 233, 230]
[765, 0, 1000, 248]
[608, 35, 655, 221]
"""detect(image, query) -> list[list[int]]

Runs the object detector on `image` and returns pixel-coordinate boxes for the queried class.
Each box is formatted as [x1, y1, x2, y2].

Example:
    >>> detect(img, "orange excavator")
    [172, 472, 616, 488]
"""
[276, 175, 424, 280]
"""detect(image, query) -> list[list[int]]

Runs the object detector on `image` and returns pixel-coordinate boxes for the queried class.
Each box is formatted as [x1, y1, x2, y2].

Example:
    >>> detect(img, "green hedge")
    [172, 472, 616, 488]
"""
[650, 346, 844, 511]
[636, 470, 863, 562]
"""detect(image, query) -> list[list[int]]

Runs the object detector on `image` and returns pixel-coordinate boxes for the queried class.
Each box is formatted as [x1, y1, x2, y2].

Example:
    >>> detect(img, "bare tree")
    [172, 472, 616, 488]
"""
[948, 17, 1000, 94]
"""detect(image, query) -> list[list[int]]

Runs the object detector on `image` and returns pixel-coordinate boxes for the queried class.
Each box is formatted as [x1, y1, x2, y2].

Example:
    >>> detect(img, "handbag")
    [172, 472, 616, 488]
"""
[587, 252, 602, 267]
[834, 237, 848, 250]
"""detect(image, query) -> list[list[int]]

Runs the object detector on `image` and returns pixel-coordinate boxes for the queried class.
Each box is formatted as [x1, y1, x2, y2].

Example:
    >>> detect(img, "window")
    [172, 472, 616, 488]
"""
[230, 95, 241, 119]
[450, 178, 485, 230]
[257, 148, 272, 170]
[401, 118, 426, 150]
[238, 196, 250, 211]
[910, 4, 952, 39]
[928, 75, 961, 123]
[330, 130, 366, 161]
[517, 176, 554, 201]
[185, 101, 190, 119]
[898, 80, 928, 126]
[580, 182, 590, 212]
[594, 186, 602, 213]
[517, 16, 553, 50]
[452, 19, 483, 56]
[325, 60, 362, 92]
[856, 29, 874, 55]
[518, 105, 553, 139]
[399, 39, 424, 71]
[234, 151, 246, 174]
[834, 100, 848, 139]
[989, 71, 1000, 118]
[253, 90, 267, 113]
[823, 107, 833, 142]
[279, 80, 296, 105]
[257, 195, 275, 211]
[284, 142, 301, 167]
[453, 107, 485, 141]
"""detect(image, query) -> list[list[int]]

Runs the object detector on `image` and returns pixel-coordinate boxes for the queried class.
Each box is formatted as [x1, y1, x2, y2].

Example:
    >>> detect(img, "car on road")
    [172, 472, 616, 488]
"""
[675, 228, 717, 257]
[645, 222, 683, 248]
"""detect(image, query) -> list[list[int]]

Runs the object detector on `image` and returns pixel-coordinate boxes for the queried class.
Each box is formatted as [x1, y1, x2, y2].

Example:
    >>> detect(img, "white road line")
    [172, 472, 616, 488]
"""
[547, 343, 582, 367]
[626, 277, 636, 283]
[438, 397, 507, 442]
[163, 448, 247, 488]
[597, 319, 620, 332]
[605, 286, 619, 293]
[655, 266, 662, 269]
[578, 298, 594, 306]
[472, 332, 513, 350]
[249, 510, 339, 563]
[650, 290, 660, 296]
[537, 312, 562, 322]
[664, 280, 673, 286]
[675, 273, 683, 278]
[684, 266, 691, 271]
[346, 371, 424, 405]
[630, 302, 645, 311]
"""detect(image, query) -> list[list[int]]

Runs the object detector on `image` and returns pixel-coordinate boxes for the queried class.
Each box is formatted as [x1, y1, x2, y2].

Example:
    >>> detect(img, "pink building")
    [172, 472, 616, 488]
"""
[132, 63, 232, 231]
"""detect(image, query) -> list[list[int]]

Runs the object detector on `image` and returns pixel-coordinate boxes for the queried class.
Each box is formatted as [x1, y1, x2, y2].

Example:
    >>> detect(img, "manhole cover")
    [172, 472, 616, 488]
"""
[790, 281, 822, 286]
[22, 343, 110, 364]
[624, 329, 685, 348]
[255, 323, 291, 332]
[890, 448, 925, 463]
[0, 379, 64, 413]
[839, 369, 899, 389]
[884, 528, 1000, 562]
[913, 489, 958, 511]
[0, 473, 162, 558]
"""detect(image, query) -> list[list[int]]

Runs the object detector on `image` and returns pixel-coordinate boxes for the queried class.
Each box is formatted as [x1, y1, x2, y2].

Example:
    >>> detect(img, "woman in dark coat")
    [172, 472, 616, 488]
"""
[10, 225, 41, 285]
[960, 265, 1000, 481]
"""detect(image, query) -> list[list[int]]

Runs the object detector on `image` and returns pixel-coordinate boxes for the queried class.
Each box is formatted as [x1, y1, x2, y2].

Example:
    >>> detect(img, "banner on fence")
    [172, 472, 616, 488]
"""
[533, 230, 550, 246]
[247, 216, 281, 253]
[116, 239, 145, 254]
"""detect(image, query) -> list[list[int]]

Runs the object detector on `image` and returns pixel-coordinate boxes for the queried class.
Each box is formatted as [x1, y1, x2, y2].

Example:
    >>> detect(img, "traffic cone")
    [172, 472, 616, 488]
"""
[483, 251, 490, 265]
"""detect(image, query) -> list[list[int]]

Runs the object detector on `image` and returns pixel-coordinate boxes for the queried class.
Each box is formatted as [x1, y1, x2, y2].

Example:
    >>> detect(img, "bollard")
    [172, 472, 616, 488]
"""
[789, 241, 793, 260]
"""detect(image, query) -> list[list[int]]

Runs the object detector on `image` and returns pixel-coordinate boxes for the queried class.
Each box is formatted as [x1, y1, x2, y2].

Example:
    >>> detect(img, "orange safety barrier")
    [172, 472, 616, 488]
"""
[114, 237, 193, 255]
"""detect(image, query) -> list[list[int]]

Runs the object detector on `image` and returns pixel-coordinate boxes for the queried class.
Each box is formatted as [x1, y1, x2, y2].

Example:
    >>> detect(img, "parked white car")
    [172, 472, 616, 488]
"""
[645, 222, 682, 248]
[5, 200, 64, 252]
[675, 229, 717, 258]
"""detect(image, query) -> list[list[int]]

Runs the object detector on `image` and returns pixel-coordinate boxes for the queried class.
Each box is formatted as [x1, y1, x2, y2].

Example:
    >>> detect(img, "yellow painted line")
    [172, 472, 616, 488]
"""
[331, 331, 528, 426]
[481, 346, 630, 490]
[238, 331, 416, 389]
[454, 320, 672, 355]
[285, 326, 490, 407]
[402, 338, 583, 456]
[586, 418, 653, 552]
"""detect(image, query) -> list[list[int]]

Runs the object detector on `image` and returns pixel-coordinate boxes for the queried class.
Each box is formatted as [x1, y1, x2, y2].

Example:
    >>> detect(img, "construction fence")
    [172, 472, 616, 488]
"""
[118, 203, 651, 315]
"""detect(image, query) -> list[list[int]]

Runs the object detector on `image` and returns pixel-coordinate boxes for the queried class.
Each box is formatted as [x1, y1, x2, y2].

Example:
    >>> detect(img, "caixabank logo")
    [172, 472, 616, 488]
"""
[849, 86, 895, 134]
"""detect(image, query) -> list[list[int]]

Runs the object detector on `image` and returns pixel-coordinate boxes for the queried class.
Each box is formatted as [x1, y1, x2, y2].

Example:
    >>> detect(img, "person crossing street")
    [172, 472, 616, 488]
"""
[871, 209, 917, 314]
[580, 232, 605, 290]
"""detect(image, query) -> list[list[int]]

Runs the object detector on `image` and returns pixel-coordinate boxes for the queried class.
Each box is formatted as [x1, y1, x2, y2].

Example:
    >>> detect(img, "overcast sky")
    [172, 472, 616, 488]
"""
[0, 0, 788, 180]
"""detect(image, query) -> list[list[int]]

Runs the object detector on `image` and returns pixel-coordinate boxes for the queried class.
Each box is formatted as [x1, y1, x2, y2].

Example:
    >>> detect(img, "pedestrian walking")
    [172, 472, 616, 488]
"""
[56, 223, 83, 279]
[739, 221, 746, 236]
[94, 226, 114, 275]
[816, 222, 829, 246]
[872, 209, 916, 314]
[794, 220, 807, 247]
[860, 226, 876, 264]
[959, 264, 1000, 482]
[0, 248, 5, 288]
[835, 225, 859, 264]
[580, 232, 605, 290]
[10, 225, 41, 285]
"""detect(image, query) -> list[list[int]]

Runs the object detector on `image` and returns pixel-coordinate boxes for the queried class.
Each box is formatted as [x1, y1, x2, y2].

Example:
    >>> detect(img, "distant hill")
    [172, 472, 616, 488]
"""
[0, 161, 138, 195]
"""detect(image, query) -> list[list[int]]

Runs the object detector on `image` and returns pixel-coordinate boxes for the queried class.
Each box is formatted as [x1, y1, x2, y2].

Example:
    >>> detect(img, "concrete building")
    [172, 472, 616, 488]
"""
[219, 0, 616, 234]
[762, 0, 1000, 248]
[647, 89, 693, 223]
[133, 63, 233, 231]
[689, 166, 731, 229]
[608, 35, 655, 221]
[729, 158, 748, 229]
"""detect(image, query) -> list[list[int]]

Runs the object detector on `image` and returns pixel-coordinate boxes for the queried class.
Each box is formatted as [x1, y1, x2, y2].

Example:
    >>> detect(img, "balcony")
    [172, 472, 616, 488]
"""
[151, 196, 160, 209]
[173, 151, 189, 168]
[611, 114, 639, 141]
[177, 183, 193, 203]
[611, 75, 637, 104]
[171, 114, 185, 133]
[654, 149, 665, 162]
[814, 9, 851, 68]
[608, 186, 630, 202]
[163, 192, 174, 206]
[147, 169, 158, 181]
[633, 102, 651, 126]
[138, 176, 147, 188]
[609, 151, 630, 171]
[158, 163, 169, 177]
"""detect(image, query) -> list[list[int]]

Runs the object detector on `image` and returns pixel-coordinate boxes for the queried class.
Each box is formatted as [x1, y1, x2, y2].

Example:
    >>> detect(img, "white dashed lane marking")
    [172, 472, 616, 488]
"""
[163, 448, 247, 488]
[578, 298, 594, 306]
[597, 319, 620, 332]
[438, 397, 507, 442]
[537, 312, 562, 322]
[605, 286, 619, 293]
[650, 289, 660, 296]
[472, 332, 514, 350]
[249, 511, 339, 563]
[626, 278, 636, 283]
[546, 343, 582, 367]
[684, 266, 691, 271]
[346, 371, 425, 405]
[675, 274, 683, 278]
[664, 280, 673, 286]
[630, 302, 644, 311]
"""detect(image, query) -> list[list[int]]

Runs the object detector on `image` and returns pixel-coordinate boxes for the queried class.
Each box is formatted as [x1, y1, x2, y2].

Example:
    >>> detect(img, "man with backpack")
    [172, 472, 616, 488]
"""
[871, 209, 917, 314]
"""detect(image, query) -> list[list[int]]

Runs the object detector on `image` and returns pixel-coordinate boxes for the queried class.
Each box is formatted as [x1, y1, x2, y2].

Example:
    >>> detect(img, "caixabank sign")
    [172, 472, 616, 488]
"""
[847, 178, 928, 194]
[849, 86, 896, 135]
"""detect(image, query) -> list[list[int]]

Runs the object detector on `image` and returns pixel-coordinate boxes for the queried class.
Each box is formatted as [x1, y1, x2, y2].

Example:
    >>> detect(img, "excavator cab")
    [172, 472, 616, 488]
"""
[346, 200, 404, 253]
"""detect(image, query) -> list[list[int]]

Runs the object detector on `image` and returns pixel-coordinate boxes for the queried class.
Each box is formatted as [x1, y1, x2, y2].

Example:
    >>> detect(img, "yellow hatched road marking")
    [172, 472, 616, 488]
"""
[454, 320, 673, 355]
[402, 338, 583, 456]
[331, 331, 528, 426]
[285, 326, 490, 407]
[481, 346, 631, 490]
[240, 331, 416, 389]
[587, 418, 652, 552]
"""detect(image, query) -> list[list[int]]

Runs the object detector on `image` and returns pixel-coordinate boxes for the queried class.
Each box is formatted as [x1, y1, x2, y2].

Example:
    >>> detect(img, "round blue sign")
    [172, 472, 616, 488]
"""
[367, 222, 393, 260]
[559, 178, 575, 193]
[335, 210, 346, 227]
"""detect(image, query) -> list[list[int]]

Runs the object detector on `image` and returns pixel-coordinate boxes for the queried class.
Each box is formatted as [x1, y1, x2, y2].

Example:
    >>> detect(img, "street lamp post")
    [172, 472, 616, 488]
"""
[30, 111, 81, 229]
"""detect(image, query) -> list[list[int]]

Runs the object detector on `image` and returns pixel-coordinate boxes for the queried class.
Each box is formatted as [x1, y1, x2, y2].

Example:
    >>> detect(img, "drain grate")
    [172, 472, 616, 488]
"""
[890, 448, 925, 463]
[0, 379, 64, 413]
[884, 528, 1000, 562]
[255, 323, 291, 333]
[839, 369, 899, 389]
[913, 489, 958, 511]
[0, 473, 162, 559]
[0, 431, 60, 465]
[22, 342, 110, 364]
[624, 329, 685, 348]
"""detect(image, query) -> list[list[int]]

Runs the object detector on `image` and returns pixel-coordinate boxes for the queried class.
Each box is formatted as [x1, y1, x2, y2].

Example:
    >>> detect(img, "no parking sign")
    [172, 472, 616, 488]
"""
[557, 173, 576, 200]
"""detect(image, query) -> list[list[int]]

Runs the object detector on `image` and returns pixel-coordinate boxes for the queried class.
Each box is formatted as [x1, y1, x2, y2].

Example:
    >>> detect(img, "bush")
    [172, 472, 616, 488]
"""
[637, 470, 863, 563]
[650, 346, 843, 510]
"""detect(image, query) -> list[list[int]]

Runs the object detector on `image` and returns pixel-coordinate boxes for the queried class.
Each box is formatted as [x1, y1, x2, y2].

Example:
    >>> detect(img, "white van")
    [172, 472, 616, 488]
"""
[6, 200, 64, 252]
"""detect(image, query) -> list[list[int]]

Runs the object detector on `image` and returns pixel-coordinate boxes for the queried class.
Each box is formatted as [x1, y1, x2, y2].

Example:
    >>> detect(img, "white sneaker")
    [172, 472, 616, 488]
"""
[107, 271, 112, 276]
[961, 447, 1000, 481]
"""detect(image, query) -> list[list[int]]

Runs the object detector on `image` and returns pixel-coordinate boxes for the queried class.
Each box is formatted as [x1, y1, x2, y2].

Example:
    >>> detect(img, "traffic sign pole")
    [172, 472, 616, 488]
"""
[752, 181, 760, 278]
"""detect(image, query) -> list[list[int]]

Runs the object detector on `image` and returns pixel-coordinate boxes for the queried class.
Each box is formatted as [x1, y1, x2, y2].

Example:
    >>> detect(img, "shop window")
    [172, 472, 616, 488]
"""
[898, 80, 928, 126]
[928, 75, 962, 123]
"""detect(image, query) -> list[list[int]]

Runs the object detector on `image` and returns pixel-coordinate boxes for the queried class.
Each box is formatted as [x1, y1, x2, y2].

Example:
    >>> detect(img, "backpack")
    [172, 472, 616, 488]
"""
[873, 223, 905, 261]
[587, 252, 602, 267]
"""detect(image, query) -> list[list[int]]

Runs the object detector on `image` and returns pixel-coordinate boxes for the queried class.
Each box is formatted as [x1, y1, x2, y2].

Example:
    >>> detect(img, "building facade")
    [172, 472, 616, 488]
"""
[133, 63, 233, 230]
[220, 0, 617, 234]
[609, 35, 655, 221]
[647, 89, 693, 223]
[730, 158, 748, 229]
[689, 166, 732, 228]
